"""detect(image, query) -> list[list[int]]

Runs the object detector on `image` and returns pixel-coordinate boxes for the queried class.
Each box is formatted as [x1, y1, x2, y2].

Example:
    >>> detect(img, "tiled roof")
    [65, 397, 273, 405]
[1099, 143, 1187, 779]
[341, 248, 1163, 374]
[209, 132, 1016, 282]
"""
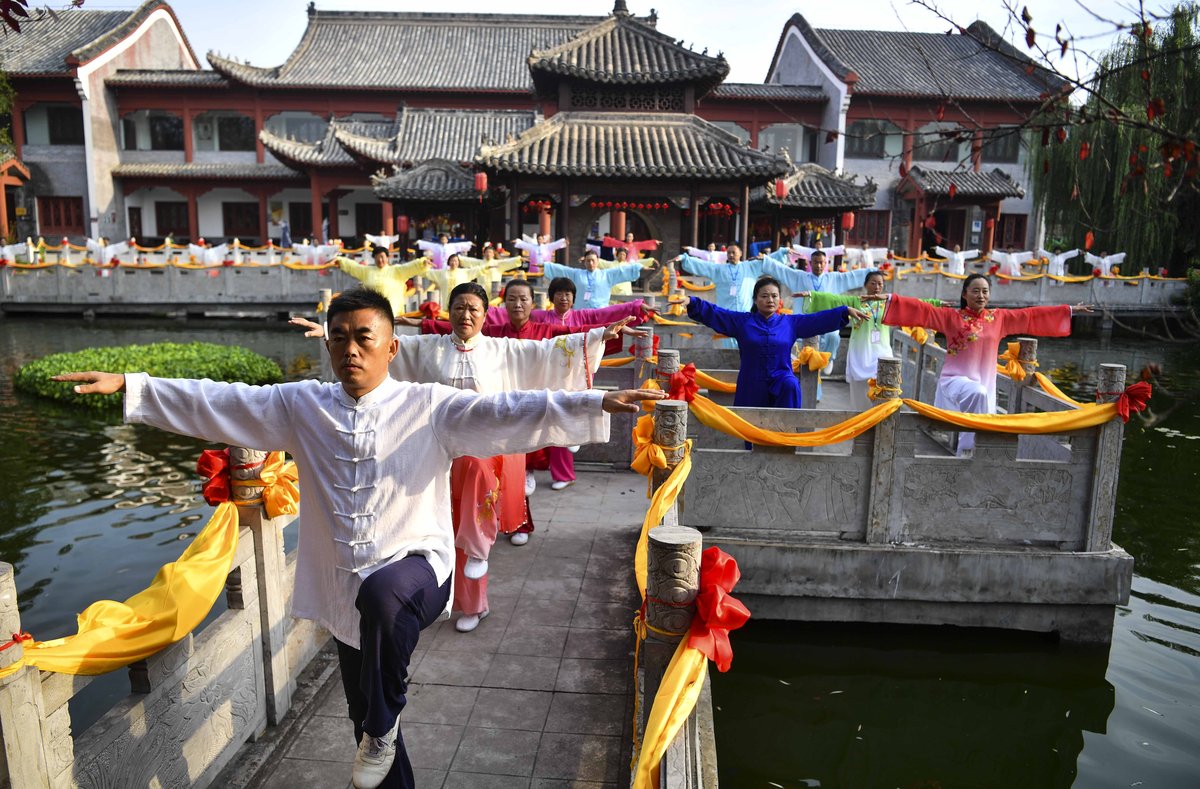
[751, 163, 876, 209]
[335, 109, 539, 166]
[780, 14, 1062, 101]
[1, 7, 131, 74]
[260, 119, 397, 170]
[112, 162, 304, 180]
[709, 83, 825, 102]
[108, 70, 228, 88]
[477, 112, 789, 180]
[904, 166, 1025, 198]
[372, 160, 478, 201]
[208, 10, 607, 91]
[528, 10, 728, 95]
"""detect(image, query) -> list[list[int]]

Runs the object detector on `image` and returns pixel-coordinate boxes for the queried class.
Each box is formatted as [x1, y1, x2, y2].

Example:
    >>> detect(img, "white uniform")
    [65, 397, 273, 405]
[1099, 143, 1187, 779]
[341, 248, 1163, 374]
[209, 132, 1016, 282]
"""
[934, 246, 981, 275]
[124, 373, 608, 649]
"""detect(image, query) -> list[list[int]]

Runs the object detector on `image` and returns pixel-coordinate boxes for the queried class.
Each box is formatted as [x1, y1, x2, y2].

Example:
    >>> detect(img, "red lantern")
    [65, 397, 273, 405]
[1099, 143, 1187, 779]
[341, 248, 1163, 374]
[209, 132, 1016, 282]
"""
[397, 215, 410, 235]
[474, 172, 488, 193]
[605, 201, 613, 208]
[774, 179, 788, 200]
[841, 212, 856, 231]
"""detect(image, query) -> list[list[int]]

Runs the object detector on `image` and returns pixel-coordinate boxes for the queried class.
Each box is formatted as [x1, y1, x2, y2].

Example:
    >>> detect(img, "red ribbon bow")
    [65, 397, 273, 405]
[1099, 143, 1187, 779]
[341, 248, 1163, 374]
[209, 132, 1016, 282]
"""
[687, 547, 751, 673]
[418, 301, 441, 319]
[1111, 381, 1152, 423]
[667, 363, 699, 403]
[988, 264, 1000, 275]
[196, 449, 231, 505]
[630, 334, 660, 358]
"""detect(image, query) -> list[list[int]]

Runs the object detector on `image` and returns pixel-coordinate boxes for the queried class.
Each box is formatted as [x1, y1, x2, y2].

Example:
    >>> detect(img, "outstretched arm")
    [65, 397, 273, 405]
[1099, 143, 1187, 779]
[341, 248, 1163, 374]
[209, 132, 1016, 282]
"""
[763, 257, 817, 292]
[685, 297, 744, 337]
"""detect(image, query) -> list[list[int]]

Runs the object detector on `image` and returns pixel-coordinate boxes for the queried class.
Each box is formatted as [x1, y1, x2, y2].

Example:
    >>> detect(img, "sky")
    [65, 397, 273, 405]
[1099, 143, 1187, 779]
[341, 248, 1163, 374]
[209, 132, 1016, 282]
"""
[82, 0, 1176, 85]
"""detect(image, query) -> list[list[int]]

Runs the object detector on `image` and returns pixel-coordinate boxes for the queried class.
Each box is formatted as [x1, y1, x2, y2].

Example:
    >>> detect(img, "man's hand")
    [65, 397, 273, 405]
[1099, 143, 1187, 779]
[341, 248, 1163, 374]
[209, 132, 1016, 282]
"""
[603, 389, 667, 413]
[393, 315, 422, 327]
[602, 317, 635, 342]
[52, 371, 126, 395]
[846, 307, 871, 322]
[289, 316, 326, 338]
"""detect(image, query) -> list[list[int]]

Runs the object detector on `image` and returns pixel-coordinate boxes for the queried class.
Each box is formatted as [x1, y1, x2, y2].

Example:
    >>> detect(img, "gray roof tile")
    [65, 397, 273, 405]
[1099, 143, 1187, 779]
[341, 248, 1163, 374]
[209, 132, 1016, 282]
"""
[528, 11, 727, 94]
[1, 7, 131, 74]
[905, 166, 1024, 198]
[108, 70, 227, 88]
[751, 163, 876, 209]
[372, 159, 477, 201]
[208, 10, 607, 91]
[477, 112, 789, 180]
[336, 108, 538, 165]
[709, 83, 825, 102]
[260, 119, 397, 169]
[785, 14, 1062, 101]
[112, 162, 304, 180]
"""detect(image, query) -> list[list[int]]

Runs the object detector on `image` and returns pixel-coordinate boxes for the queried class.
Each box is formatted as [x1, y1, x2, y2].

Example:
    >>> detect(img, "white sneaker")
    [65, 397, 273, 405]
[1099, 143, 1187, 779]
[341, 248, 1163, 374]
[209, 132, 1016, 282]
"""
[352, 716, 399, 789]
[524, 471, 536, 496]
[550, 480, 573, 491]
[568, 445, 580, 453]
[510, 531, 530, 546]
[455, 609, 489, 633]
[463, 557, 488, 579]
[822, 361, 835, 376]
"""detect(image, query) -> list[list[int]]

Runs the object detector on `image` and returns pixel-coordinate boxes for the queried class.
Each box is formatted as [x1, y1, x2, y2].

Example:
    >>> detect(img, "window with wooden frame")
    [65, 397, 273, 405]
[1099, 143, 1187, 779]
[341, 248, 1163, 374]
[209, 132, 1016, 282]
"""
[997, 213, 1028, 249]
[37, 196, 85, 236]
[154, 201, 189, 238]
[222, 202, 260, 239]
[847, 209, 891, 248]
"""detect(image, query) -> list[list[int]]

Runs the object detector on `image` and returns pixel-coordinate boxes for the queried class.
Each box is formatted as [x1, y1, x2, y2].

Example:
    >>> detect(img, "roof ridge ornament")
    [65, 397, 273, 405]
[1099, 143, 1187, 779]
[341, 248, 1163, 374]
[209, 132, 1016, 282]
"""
[612, 0, 630, 16]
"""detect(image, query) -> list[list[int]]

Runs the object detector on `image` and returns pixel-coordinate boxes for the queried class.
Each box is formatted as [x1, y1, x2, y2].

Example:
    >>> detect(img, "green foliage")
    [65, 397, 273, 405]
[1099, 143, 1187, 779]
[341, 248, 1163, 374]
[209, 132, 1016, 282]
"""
[14, 342, 284, 410]
[1030, 3, 1200, 275]
[0, 68, 13, 154]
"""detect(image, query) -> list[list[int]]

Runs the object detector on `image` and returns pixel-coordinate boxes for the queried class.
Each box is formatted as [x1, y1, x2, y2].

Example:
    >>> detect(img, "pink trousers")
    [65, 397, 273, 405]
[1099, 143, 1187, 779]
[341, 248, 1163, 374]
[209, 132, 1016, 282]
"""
[525, 446, 575, 482]
[451, 454, 531, 615]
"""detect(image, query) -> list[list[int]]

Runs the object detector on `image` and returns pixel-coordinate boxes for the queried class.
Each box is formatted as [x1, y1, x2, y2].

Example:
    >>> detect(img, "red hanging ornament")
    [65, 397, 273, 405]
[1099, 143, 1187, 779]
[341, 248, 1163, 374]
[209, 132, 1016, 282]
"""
[774, 178, 788, 200]
[1085, 230, 1095, 250]
[841, 212, 856, 231]
[396, 215, 409, 235]
[474, 172, 488, 193]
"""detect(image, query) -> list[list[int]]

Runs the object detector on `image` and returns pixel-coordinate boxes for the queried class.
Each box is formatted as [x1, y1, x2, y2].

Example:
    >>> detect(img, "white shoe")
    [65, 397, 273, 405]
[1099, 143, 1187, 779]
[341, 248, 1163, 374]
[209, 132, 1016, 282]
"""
[822, 361, 835, 376]
[352, 716, 399, 789]
[550, 480, 573, 491]
[524, 471, 536, 496]
[463, 557, 488, 579]
[568, 445, 580, 453]
[510, 531, 530, 546]
[455, 609, 489, 633]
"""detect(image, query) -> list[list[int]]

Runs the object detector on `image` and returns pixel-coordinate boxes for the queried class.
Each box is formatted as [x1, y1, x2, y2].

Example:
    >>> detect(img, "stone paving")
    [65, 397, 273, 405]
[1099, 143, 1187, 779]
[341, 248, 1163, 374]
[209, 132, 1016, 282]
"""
[245, 466, 647, 789]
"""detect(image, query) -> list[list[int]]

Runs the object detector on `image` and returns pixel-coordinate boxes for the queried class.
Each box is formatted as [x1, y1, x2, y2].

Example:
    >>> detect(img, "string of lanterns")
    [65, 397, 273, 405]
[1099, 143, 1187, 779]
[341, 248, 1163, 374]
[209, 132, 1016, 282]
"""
[586, 200, 672, 212]
[521, 200, 554, 213]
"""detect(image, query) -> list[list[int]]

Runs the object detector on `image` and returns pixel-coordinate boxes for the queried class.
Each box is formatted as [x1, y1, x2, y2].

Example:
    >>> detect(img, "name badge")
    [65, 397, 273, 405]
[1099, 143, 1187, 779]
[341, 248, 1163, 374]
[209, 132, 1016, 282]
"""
[728, 285, 738, 297]
[583, 291, 592, 302]
[871, 330, 881, 344]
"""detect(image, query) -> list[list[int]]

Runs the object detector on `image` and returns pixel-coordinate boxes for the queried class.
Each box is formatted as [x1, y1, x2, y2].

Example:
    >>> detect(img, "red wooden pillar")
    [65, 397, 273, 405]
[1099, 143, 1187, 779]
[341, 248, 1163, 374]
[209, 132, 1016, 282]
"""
[381, 200, 394, 235]
[909, 198, 925, 258]
[971, 130, 983, 172]
[981, 202, 1000, 255]
[254, 105, 265, 164]
[310, 178, 323, 243]
[538, 208, 551, 238]
[182, 108, 194, 163]
[185, 187, 199, 242]
[0, 179, 9, 241]
[612, 210, 626, 240]
[257, 191, 269, 242]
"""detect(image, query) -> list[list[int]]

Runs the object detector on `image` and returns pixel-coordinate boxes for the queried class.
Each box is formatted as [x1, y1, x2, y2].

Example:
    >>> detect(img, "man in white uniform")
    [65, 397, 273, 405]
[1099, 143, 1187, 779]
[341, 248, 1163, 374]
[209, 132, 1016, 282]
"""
[55, 288, 661, 789]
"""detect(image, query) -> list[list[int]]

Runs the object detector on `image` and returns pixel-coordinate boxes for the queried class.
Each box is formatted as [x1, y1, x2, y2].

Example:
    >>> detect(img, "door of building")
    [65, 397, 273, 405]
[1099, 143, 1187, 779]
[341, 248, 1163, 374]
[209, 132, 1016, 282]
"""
[128, 206, 143, 240]
[355, 203, 382, 240]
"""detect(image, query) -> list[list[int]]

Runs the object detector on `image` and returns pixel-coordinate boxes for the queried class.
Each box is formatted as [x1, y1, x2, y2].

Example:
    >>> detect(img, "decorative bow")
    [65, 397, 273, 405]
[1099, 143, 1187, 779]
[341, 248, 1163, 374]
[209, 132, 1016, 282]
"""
[667, 363, 699, 403]
[988, 264, 1000, 276]
[997, 341, 1035, 382]
[630, 334, 660, 359]
[1108, 381, 1152, 423]
[631, 414, 667, 476]
[902, 326, 929, 345]
[792, 346, 830, 373]
[418, 301, 441, 319]
[687, 547, 750, 673]
[867, 377, 902, 401]
[196, 450, 299, 517]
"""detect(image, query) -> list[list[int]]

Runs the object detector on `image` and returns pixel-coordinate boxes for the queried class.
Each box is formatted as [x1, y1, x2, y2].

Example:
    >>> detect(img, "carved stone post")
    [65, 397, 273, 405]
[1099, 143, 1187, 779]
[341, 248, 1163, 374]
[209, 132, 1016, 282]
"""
[0, 563, 53, 788]
[1009, 337, 1038, 414]
[655, 349, 680, 393]
[640, 525, 702, 736]
[1087, 364, 1127, 552]
[651, 400, 689, 510]
[866, 357, 902, 545]
[633, 326, 656, 382]
[231, 447, 295, 726]
[797, 335, 820, 409]
[667, 263, 680, 299]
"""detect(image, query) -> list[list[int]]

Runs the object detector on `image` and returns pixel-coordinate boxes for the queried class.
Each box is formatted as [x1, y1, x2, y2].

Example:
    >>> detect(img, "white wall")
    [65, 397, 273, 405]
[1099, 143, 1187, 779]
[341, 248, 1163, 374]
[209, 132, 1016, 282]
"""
[197, 188, 256, 238]
[124, 186, 187, 237]
[768, 26, 848, 170]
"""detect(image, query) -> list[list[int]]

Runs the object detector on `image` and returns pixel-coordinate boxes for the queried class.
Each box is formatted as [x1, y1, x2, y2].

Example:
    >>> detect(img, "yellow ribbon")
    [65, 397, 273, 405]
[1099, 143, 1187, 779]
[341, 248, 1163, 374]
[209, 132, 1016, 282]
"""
[678, 278, 715, 292]
[902, 326, 929, 344]
[253, 452, 300, 519]
[651, 312, 697, 327]
[997, 341, 1036, 382]
[693, 369, 737, 393]
[631, 414, 669, 479]
[600, 356, 636, 367]
[792, 346, 831, 373]
[866, 378, 902, 400]
[1033, 372, 1089, 407]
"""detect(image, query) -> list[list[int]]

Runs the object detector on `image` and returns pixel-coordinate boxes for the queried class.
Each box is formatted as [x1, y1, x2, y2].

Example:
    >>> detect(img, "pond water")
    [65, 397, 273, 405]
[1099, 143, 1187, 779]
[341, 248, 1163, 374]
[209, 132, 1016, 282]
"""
[1, 317, 1196, 787]
[712, 337, 1200, 788]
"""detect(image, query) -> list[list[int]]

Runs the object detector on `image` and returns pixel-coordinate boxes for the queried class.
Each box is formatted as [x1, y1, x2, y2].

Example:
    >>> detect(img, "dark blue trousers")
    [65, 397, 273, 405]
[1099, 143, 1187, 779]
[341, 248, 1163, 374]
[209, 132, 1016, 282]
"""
[335, 555, 451, 789]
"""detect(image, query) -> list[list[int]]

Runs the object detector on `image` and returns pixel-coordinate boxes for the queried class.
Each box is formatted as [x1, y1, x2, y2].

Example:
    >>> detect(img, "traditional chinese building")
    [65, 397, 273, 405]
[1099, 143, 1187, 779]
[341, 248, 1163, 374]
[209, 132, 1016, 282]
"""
[3, 1, 1055, 256]
[765, 14, 1061, 254]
